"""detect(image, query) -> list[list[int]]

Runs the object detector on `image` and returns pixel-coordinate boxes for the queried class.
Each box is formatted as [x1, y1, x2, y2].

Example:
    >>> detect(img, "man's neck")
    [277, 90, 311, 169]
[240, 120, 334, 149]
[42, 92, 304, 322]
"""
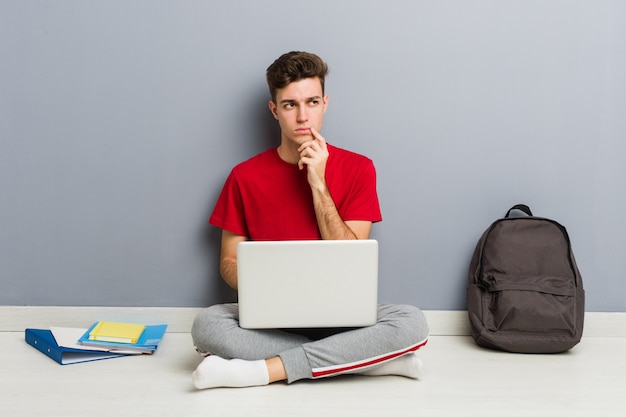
[276, 141, 300, 165]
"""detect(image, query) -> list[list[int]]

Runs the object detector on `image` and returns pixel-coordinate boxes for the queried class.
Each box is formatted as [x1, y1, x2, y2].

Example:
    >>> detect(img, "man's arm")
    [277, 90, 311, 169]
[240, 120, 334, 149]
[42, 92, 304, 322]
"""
[312, 186, 372, 239]
[219, 230, 247, 291]
[299, 127, 372, 240]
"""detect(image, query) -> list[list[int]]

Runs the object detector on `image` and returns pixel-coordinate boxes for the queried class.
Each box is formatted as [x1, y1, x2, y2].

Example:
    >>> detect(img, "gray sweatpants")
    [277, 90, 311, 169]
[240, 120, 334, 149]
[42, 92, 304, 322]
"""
[191, 303, 429, 383]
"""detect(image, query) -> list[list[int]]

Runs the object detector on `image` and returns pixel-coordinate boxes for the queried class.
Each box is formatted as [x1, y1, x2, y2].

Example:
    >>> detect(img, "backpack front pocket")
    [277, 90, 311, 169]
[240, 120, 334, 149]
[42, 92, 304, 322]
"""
[482, 274, 577, 335]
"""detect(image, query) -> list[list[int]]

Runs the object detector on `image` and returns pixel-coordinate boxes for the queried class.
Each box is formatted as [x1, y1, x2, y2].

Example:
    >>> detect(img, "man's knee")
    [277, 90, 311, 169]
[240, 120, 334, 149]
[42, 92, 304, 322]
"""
[191, 303, 239, 353]
[380, 304, 429, 344]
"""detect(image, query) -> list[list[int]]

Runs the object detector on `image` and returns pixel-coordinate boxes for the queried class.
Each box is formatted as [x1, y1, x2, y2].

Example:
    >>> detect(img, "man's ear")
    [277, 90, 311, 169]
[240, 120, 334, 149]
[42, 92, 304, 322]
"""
[268, 100, 279, 120]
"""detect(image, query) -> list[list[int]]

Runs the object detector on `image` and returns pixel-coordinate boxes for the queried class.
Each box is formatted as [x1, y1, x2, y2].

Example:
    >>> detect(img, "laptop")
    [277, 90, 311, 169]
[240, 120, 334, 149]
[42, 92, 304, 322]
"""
[237, 239, 379, 329]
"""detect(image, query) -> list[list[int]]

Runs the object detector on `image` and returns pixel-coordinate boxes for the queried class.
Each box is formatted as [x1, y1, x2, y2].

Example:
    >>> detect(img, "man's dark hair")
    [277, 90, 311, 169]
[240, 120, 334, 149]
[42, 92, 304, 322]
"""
[266, 51, 329, 102]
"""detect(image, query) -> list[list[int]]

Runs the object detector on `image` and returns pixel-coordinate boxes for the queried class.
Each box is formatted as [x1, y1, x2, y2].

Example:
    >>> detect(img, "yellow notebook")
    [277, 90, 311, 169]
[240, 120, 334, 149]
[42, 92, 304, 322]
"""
[88, 321, 146, 344]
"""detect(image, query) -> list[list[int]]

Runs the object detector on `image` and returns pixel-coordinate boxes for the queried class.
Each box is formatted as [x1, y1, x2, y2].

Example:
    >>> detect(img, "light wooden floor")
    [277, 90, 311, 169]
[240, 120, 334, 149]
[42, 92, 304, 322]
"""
[2, 328, 626, 417]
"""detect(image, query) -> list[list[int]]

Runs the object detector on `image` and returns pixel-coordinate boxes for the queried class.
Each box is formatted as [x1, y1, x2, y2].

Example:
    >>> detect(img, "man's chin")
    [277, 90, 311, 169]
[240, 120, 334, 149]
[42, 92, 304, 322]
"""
[289, 134, 313, 145]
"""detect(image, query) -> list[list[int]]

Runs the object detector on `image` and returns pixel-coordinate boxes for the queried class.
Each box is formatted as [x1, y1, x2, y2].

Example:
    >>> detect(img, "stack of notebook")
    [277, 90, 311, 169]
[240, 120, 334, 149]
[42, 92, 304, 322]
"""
[25, 321, 168, 365]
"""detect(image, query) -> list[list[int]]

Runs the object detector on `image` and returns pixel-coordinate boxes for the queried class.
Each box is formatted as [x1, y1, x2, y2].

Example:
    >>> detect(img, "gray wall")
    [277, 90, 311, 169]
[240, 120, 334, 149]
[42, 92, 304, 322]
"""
[2, 1, 625, 311]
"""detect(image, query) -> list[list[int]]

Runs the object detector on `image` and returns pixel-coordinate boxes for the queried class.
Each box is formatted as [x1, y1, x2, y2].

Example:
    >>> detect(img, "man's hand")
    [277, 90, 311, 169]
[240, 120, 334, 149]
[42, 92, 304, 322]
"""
[297, 127, 329, 190]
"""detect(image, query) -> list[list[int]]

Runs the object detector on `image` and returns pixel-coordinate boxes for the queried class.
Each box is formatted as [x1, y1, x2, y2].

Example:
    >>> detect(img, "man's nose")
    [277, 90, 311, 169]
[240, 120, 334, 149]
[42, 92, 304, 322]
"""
[297, 106, 308, 122]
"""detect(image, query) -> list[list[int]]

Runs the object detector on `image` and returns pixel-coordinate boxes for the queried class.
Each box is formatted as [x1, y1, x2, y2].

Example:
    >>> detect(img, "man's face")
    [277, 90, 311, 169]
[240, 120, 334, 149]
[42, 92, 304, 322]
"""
[269, 77, 328, 146]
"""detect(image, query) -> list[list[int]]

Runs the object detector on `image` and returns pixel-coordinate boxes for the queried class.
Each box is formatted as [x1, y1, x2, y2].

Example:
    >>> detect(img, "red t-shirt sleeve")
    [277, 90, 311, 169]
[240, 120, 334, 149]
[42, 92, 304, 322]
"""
[209, 170, 249, 237]
[345, 158, 382, 222]
[329, 151, 382, 223]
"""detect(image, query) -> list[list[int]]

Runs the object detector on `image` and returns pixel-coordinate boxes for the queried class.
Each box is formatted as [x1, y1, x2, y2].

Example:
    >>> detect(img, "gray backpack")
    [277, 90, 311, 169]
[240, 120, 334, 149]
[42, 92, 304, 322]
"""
[467, 204, 585, 353]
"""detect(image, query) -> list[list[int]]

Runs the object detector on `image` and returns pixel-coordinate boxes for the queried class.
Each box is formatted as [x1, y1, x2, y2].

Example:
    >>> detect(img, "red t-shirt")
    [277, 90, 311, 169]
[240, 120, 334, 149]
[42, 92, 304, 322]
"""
[209, 144, 382, 240]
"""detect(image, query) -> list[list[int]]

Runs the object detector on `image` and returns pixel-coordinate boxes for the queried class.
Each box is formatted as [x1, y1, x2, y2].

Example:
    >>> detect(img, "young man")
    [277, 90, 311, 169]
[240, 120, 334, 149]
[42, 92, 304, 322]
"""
[191, 51, 429, 389]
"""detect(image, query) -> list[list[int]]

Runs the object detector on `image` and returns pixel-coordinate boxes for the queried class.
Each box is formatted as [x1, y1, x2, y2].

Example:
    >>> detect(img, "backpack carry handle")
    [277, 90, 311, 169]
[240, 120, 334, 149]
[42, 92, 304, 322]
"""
[505, 204, 533, 218]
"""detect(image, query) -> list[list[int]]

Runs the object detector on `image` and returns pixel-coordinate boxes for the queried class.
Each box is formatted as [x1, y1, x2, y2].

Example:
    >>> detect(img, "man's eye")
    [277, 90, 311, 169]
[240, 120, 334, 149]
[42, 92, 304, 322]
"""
[284, 103, 295, 109]
[310, 100, 319, 105]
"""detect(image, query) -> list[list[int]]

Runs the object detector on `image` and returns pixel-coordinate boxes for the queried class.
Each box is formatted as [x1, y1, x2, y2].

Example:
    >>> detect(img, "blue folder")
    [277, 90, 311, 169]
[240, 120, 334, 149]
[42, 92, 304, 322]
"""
[25, 328, 128, 365]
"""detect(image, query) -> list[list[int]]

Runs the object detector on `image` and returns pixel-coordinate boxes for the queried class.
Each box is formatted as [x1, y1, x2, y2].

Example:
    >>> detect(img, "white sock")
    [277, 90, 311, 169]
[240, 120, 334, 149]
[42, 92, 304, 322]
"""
[192, 355, 270, 389]
[359, 353, 424, 379]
